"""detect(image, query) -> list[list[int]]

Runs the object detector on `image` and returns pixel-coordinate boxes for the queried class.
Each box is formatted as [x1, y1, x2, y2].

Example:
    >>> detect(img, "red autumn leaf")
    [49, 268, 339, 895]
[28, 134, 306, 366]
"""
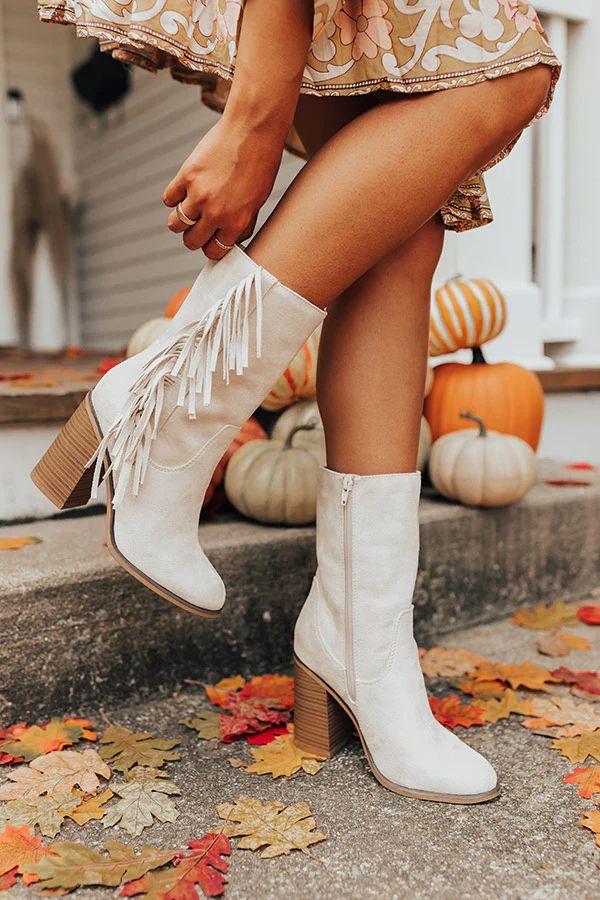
[566, 462, 596, 471]
[577, 605, 600, 625]
[563, 766, 600, 800]
[169, 834, 231, 898]
[120, 875, 148, 896]
[428, 695, 485, 729]
[220, 696, 290, 742]
[0, 723, 28, 766]
[246, 725, 289, 746]
[0, 866, 18, 890]
[544, 479, 592, 488]
[550, 667, 600, 696]
[239, 675, 295, 709]
[96, 357, 125, 375]
[0, 372, 32, 382]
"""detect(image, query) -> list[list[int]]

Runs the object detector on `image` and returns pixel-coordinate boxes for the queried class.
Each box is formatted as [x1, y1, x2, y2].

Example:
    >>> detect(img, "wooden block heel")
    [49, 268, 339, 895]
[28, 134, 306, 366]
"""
[293, 656, 353, 758]
[31, 394, 102, 510]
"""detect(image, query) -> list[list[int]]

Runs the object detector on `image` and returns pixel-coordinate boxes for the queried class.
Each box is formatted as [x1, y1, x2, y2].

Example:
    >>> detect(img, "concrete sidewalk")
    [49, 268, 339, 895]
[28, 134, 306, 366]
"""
[5, 610, 599, 899]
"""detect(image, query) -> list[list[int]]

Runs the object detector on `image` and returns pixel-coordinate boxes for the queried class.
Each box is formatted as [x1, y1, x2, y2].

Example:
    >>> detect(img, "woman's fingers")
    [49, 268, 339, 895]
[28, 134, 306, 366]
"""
[163, 171, 188, 209]
[181, 216, 219, 252]
[203, 227, 240, 261]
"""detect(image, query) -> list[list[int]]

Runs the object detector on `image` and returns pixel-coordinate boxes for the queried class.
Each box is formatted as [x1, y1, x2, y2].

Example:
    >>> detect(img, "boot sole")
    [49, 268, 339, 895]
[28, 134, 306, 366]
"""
[31, 393, 221, 619]
[294, 655, 501, 805]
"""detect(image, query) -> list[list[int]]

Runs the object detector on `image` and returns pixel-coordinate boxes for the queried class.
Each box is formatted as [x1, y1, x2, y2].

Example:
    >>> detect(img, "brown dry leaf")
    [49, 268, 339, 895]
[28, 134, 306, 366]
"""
[0, 792, 80, 838]
[217, 797, 326, 859]
[180, 711, 221, 741]
[419, 647, 486, 679]
[66, 789, 114, 826]
[0, 749, 110, 800]
[236, 732, 325, 779]
[227, 759, 247, 769]
[0, 824, 53, 877]
[0, 537, 41, 551]
[99, 725, 180, 774]
[551, 730, 600, 764]
[512, 601, 578, 631]
[563, 766, 600, 800]
[579, 809, 600, 846]
[561, 634, 592, 651]
[526, 696, 600, 731]
[22, 841, 176, 890]
[102, 768, 180, 837]
[204, 676, 246, 709]
[478, 690, 532, 724]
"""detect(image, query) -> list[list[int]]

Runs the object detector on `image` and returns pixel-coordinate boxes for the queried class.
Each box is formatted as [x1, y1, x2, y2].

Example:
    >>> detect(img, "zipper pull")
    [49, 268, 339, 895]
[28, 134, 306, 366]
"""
[340, 474, 355, 506]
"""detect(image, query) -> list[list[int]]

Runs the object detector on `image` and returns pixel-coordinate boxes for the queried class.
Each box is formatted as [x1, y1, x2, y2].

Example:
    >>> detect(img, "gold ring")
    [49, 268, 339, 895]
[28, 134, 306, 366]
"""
[176, 203, 198, 227]
[214, 237, 234, 251]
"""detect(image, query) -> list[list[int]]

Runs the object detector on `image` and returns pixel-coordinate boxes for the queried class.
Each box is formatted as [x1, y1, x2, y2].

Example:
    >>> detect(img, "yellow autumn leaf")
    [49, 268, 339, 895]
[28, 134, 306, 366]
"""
[216, 797, 326, 858]
[238, 732, 325, 779]
[551, 730, 600, 764]
[419, 647, 487, 679]
[478, 690, 532, 724]
[512, 601, 578, 631]
[66, 789, 114, 826]
[579, 808, 600, 846]
[0, 537, 41, 551]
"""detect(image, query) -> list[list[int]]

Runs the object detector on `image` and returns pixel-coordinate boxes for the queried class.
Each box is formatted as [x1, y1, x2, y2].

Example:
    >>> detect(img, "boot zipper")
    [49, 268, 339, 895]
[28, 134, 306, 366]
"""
[341, 475, 356, 702]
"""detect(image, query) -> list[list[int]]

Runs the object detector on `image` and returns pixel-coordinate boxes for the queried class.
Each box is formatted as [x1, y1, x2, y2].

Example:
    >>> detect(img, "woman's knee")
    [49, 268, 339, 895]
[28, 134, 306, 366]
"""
[482, 64, 552, 144]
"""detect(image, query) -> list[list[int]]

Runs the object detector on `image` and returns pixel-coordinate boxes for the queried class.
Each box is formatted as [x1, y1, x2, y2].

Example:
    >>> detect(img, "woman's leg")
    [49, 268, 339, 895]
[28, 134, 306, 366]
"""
[294, 94, 444, 474]
[248, 65, 551, 308]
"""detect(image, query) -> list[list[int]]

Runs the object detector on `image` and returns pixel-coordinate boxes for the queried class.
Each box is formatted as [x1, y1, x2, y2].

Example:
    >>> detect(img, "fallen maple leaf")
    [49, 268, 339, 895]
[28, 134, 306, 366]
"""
[247, 725, 288, 745]
[0, 825, 53, 879]
[524, 696, 600, 736]
[236, 731, 325, 779]
[579, 809, 600, 847]
[551, 730, 600, 764]
[563, 766, 600, 800]
[204, 676, 246, 709]
[577, 605, 600, 625]
[120, 834, 231, 898]
[478, 690, 531, 724]
[428, 695, 485, 728]
[419, 647, 486, 679]
[102, 767, 180, 837]
[566, 462, 596, 471]
[0, 723, 28, 765]
[0, 537, 41, 551]
[512, 601, 577, 631]
[66, 789, 114, 826]
[239, 675, 295, 709]
[472, 661, 558, 692]
[22, 841, 176, 890]
[99, 725, 180, 774]
[220, 696, 290, 742]
[536, 631, 591, 657]
[544, 479, 592, 487]
[0, 749, 110, 801]
[0, 867, 17, 890]
[0, 718, 96, 762]
[550, 667, 600, 696]
[452, 678, 507, 698]
[217, 797, 326, 859]
[180, 711, 221, 741]
[0, 792, 81, 838]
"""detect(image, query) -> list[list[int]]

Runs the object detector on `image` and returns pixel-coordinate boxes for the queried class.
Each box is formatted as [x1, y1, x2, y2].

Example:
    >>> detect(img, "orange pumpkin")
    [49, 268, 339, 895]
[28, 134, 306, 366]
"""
[165, 285, 192, 319]
[424, 349, 544, 451]
[429, 277, 507, 357]
[202, 417, 268, 517]
[261, 326, 321, 411]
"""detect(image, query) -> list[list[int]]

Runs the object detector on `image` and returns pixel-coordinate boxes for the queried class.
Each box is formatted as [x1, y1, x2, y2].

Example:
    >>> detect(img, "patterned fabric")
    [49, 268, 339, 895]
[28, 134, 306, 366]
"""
[39, 1, 560, 231]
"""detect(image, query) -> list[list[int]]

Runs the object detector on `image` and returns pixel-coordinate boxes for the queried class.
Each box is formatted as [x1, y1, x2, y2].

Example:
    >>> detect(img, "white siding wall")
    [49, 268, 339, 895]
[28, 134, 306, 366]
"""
[75, 69, 303, 349]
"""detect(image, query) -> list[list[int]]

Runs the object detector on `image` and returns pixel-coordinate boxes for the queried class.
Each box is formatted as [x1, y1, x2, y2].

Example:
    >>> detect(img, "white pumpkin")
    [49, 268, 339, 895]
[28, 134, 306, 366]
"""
[127, 317, 170, 358]
[225, 423, 322, 525]
[272, 400, 326, 465]
[417, 416, 432, 472]
[429, 412, 536, 508]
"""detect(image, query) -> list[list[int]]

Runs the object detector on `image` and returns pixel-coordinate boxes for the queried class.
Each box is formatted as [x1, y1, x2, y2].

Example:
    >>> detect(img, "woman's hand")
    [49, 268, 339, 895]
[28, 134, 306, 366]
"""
[163, 116, 284, 260]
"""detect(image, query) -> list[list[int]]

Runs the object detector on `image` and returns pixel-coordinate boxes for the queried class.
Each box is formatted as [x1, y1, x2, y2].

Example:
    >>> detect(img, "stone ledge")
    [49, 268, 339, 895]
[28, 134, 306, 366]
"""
[1, 470, 599, 719]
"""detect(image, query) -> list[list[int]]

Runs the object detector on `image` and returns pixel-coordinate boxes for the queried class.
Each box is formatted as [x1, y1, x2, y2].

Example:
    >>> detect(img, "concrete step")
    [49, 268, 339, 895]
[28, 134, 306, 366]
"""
[1, 464, 599, 720]
[4, 611, 600, 900]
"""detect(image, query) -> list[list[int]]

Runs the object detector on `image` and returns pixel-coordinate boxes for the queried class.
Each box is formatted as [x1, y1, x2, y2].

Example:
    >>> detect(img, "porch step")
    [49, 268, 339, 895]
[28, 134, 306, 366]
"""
[1, 466, 599, 721]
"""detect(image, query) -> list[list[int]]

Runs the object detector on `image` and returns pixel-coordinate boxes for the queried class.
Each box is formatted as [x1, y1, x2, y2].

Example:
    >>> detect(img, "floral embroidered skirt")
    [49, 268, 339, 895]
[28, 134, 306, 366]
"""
[39, 1, 560, 232]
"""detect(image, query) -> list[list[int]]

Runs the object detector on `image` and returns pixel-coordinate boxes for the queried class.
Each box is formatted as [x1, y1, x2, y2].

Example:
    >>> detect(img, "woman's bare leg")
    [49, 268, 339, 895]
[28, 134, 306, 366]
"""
[248, 65, 551, 308]
[292, 94, 443, 474]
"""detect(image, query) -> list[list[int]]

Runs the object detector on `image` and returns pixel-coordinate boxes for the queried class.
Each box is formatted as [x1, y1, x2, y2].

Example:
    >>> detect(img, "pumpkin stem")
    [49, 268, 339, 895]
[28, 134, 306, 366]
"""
[284, 420, 318, 450]
[471, 346, 487, 365]
[460, 411, 487, 437]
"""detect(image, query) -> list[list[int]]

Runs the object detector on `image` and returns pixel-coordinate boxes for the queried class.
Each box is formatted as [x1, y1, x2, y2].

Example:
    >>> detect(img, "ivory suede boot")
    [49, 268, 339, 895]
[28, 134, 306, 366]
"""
[294, 467, 499, 803]
[32, 247, 325, 616]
